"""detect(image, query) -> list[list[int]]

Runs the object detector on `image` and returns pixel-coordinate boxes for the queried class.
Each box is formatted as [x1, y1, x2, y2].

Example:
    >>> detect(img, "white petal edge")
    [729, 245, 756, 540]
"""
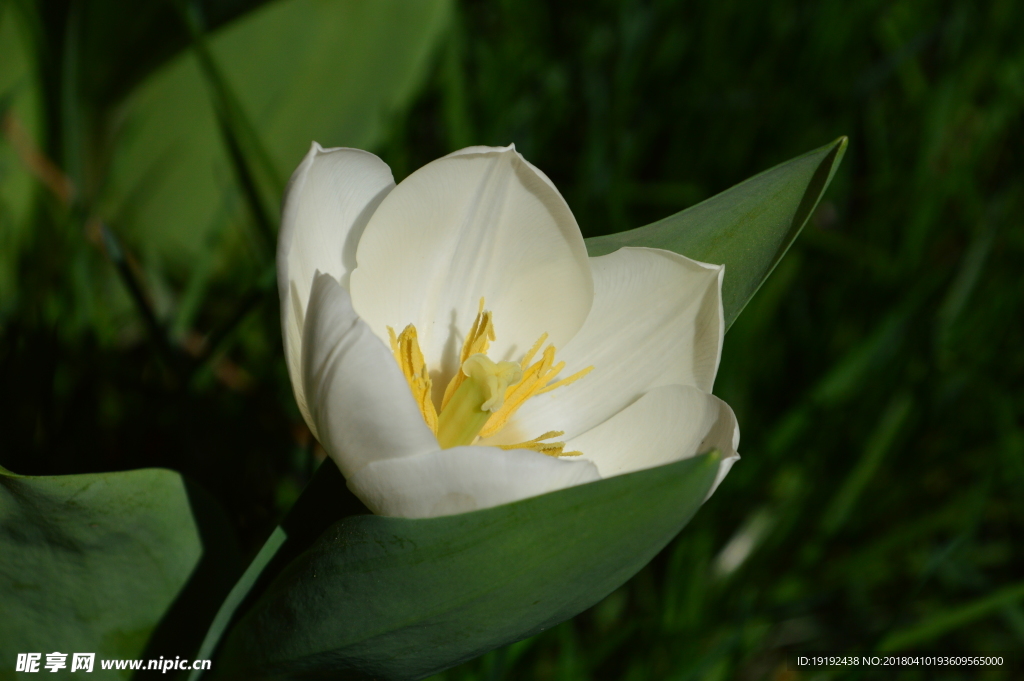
[346, 445, 601, 518]
[349, 146, 593, 406]
[444, 143, 561, 196]
[278, 143, 395, 431]
[707, 451, 739, 500]
[486, 247, 724, 444]
[302, 272, 438, 478]
[566, 383, 739, 500]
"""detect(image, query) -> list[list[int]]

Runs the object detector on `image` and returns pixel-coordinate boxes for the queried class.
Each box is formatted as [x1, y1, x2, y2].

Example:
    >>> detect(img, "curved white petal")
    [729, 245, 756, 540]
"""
[278, 143, 395, 430]
[349, 146, 593, 403]
[302, 273, 438, 479]
[566, 383, 739, 499]
[443, 145, 508, 158]
[347, 445, 601, 518]
[444, 143, 561, 196]
[489, 247, 723, 444]
[568, 384, 738, 477]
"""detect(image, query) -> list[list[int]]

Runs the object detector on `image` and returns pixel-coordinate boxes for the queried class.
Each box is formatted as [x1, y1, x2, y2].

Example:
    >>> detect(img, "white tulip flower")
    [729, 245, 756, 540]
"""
[278, 143, 739, 519]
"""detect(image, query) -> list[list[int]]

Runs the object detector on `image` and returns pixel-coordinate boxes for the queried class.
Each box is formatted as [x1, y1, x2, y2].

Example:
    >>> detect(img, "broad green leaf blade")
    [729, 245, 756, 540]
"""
[99, 0, 452, 273]
[585, 137, 848, 330]
[0, 467, 226, 678]
[79, 0, 276, 110]
[212, 452, 721, 681]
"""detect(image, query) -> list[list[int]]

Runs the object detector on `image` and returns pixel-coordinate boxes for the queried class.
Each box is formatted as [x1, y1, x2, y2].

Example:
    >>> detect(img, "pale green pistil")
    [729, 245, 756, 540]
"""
[435, 354, 522, 449]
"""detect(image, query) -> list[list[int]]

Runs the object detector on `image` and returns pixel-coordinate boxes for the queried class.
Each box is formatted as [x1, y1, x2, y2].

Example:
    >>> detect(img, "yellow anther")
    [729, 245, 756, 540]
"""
[497, 431, 582, 457]
[479, 339, 593, 439]
[441, 298, 495, 411]
[521, 332, 548, 367]
[536, 365, 594, 395]
[388, 324, 437, 433]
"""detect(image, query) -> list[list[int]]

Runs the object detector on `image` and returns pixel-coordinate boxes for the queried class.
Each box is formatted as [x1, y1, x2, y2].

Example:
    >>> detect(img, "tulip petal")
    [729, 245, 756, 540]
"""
[565, 384, 738, 488]
[278, 143, 395, 430]
[302, 272, 438, 478]
[347, 446, 601, 518]
[488, 247, 723, 444]
[444, 145, 562, 196]
[349, 145, 593, 402]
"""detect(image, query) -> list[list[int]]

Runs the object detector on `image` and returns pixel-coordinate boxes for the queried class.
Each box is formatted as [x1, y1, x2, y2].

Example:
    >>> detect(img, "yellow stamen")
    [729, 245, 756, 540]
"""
[388, 324, 438, 433]
[496, 431, 582, 457]
[521, 332, 548, 367]
[440, 298, 495, 411]
[479, 341, 593, 439]
[389, 301, 592, 458]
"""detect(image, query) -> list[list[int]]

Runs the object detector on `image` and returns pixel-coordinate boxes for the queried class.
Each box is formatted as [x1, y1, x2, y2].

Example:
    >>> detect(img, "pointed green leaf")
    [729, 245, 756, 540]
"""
[0, 467, 233, 674]
[209, 452, 720, 681]
[585, 137, 848, 330]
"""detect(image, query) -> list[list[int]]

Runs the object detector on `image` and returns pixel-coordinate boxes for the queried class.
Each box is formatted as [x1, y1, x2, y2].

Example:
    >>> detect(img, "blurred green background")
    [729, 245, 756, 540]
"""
[1, 0, 1022, 679]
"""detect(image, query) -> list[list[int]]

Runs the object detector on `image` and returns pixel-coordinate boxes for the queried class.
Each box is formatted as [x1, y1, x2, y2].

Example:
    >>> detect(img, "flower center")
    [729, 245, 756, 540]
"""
[387, 300, 592, 456]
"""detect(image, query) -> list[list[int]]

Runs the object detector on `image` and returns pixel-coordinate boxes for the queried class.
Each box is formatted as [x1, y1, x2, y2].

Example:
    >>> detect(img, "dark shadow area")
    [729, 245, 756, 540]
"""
[134, 480, 243, 680]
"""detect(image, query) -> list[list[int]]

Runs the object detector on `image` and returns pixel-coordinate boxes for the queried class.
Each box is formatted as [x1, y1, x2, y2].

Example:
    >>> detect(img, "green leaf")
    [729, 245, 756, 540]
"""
[77, 0, 277, 110]
[98, 0, 452, 274]
[0, 467, 237, 677]
[584, 137, 848, 330]
[208, 452, 720, 680]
